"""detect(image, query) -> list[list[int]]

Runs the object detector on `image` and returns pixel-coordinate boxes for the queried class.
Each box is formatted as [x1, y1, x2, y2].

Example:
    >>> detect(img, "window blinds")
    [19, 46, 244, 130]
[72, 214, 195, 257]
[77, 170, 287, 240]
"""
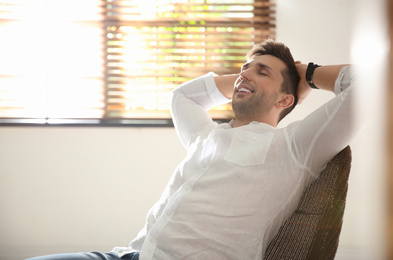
[0, 0, 275, 124]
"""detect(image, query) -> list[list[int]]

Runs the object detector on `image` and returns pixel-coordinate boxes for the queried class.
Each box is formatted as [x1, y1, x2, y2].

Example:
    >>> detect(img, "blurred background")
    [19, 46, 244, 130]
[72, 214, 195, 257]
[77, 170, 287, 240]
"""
[0, 0, 391, 259]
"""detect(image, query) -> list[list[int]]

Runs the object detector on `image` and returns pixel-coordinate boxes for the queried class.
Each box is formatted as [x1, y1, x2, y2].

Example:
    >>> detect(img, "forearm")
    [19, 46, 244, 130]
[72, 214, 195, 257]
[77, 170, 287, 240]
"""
[171, 72, 231, 148]
[312, 64, 350, 92]
[296, 63, 350, 103]
[213, 74, 238, 99]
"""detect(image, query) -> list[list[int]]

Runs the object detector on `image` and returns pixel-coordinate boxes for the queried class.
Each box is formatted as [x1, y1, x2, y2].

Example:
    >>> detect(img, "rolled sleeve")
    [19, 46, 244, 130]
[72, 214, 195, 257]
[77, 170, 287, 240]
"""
[334, 66, 353, 95]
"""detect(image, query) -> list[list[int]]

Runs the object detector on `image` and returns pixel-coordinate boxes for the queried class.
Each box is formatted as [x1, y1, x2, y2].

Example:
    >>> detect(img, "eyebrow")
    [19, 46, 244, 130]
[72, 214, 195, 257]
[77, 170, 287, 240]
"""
[242, 61, 273, 72]
[257, 62, 273, 72]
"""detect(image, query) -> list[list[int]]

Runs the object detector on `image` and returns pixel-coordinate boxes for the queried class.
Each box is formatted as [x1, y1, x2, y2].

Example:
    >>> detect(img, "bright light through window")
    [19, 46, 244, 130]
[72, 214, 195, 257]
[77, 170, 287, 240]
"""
[0, 0, 275, 125]
[0, 0, 104, 119]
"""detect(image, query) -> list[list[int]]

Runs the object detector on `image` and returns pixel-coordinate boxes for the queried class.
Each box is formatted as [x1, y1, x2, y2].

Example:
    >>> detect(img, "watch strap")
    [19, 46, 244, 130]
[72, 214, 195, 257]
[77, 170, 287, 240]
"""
[306, 62, 321, 89]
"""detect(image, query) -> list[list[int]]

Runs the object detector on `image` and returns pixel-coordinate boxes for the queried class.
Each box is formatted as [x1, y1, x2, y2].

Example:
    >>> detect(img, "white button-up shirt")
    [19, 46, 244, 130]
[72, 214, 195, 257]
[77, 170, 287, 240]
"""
[112, 66, 355, 259]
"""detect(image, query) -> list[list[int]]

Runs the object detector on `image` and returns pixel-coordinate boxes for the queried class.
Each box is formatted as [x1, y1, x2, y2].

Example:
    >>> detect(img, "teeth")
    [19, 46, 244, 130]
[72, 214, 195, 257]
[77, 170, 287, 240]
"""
[238, 87, 252, 93]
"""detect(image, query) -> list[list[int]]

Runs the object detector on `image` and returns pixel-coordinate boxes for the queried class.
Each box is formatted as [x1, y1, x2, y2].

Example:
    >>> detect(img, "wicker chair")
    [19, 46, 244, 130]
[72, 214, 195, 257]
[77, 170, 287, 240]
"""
[263, 146, 352, 260]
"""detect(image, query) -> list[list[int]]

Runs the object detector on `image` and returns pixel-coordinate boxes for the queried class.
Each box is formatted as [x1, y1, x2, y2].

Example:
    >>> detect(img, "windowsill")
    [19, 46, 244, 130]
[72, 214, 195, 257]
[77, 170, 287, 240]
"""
[0, 118, 230, 127]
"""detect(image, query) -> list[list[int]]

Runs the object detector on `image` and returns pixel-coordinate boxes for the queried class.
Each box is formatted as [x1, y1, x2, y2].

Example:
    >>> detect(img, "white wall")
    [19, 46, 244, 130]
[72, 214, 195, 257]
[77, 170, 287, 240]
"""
[0, 127, 186, 259]
[277, 0, 389, 259]
[0, 1, 389, 259]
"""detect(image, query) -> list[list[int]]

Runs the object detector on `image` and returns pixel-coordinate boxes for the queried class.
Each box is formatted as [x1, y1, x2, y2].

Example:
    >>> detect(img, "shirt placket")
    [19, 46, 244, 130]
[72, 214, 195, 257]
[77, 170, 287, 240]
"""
[140, 143, 212, 259]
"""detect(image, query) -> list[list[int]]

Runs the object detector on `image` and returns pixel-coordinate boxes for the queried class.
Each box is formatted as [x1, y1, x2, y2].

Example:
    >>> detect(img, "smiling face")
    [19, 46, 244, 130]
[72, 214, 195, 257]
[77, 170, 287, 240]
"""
[231, 54, 289, 125]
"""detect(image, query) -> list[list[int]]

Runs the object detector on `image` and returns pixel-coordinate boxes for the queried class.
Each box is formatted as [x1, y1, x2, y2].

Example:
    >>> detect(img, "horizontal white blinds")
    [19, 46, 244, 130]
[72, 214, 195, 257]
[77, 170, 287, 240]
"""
[0, 0, 275, 123]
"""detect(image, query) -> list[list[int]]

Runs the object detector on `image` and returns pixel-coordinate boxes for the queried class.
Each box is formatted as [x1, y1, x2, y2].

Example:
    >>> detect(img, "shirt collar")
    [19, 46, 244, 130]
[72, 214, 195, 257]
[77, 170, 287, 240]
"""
[228, 119, 276, 129]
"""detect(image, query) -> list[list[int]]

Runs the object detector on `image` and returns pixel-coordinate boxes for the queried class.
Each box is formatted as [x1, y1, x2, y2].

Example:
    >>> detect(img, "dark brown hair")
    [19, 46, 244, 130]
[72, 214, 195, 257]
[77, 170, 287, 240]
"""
[246, 39, 299, 122]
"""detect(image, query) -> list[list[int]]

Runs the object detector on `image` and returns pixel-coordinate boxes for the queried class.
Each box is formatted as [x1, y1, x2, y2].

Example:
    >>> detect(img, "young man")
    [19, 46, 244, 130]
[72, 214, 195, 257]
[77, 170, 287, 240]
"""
[28, 40, 356, 260]
[112, 40, 355, 259]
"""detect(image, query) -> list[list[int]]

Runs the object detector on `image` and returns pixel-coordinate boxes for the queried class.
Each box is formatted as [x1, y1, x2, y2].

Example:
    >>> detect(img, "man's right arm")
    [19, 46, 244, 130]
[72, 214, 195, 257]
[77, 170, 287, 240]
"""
[170, 73, 231, 149]
[213, 74, 238, 99]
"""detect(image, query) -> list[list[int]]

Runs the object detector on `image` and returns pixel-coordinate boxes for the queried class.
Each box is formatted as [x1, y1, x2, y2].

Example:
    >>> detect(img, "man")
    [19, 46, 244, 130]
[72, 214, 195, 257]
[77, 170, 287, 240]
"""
[28, 40, 356, 260]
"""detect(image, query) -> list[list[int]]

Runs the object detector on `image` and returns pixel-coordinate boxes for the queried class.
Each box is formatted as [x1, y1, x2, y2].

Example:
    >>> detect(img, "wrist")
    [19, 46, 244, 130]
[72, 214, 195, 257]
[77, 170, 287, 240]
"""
[306, 62, 321, 89]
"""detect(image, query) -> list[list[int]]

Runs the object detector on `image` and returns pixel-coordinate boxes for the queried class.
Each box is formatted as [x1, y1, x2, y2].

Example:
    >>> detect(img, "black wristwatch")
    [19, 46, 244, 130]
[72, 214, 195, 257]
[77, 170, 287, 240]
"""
[306, 62, 321, 89]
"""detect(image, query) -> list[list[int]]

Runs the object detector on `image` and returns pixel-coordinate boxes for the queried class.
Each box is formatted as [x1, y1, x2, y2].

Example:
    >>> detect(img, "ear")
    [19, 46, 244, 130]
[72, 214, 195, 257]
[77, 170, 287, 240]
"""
[276, 94, 295, 109]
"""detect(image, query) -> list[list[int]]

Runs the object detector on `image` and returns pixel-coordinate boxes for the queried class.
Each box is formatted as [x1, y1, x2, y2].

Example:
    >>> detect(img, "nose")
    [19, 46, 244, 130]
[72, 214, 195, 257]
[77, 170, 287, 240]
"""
[239, 68, 251, 81]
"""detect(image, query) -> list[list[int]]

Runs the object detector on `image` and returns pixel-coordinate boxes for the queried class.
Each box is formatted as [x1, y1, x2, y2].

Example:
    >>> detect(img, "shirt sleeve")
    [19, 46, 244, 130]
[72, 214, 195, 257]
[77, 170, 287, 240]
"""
[170, 72, 231, 149]
[285, 66, 356, 176]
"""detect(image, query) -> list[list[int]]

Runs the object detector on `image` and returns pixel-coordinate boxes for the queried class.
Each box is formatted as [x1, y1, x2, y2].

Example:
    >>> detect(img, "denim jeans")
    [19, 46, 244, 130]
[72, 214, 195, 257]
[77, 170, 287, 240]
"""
[25, 251, 139, 260]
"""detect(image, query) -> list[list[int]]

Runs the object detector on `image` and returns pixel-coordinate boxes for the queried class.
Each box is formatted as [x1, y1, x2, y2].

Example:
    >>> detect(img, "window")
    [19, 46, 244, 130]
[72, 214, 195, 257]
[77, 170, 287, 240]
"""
[0, 0, 275, 125]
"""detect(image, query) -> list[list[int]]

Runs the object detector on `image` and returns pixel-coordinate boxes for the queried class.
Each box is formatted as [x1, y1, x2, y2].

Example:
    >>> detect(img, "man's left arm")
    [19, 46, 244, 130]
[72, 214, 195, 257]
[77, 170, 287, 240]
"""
[296, 64, 350, 104]
[289, 64, 356, 175]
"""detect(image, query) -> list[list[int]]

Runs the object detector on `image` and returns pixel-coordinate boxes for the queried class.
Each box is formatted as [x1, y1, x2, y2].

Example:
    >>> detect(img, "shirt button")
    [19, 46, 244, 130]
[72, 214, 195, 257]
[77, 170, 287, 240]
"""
[184, 185, 191, 191]
[251, 136, 257, 141]
[166, 210, 173, 217]
[149, 237, 156, 243]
